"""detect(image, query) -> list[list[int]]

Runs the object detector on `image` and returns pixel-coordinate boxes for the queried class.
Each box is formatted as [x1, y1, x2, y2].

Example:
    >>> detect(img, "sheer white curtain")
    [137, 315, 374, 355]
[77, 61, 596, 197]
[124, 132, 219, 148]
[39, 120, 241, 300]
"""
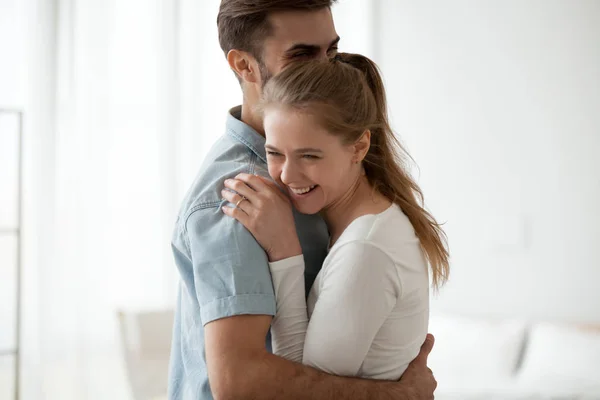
[22, 0, 240, 398]
[19, 0, 374, 398]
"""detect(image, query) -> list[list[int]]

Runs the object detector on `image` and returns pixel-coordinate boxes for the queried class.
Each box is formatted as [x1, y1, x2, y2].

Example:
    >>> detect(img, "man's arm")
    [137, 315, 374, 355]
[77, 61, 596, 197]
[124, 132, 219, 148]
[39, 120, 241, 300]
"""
[206, 314, 423, 400]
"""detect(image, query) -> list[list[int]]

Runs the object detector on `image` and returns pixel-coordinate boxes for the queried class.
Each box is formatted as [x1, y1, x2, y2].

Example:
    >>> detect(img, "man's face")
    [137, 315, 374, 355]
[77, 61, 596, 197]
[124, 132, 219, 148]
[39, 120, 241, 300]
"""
[257, 8, 339, 87]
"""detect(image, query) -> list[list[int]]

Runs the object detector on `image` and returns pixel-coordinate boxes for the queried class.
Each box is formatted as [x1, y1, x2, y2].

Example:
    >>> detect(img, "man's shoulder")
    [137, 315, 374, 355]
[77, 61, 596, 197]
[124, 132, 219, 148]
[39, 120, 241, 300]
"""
[177, 134, 268, 225]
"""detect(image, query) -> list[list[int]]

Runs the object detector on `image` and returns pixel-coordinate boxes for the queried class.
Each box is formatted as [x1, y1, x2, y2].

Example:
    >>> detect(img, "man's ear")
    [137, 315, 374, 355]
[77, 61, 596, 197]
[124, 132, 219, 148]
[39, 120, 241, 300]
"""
[353, 130, 371, 163]
[227, 49, 260, 84]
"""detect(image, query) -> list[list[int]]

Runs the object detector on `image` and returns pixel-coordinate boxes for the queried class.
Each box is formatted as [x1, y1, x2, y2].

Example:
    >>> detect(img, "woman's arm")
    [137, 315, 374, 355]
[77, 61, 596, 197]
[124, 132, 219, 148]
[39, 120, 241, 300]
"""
[266, 241, 402, 376]
[302, 241, 401, 376]
[220, 173, 309, 361]
[268, 255, 308, 362]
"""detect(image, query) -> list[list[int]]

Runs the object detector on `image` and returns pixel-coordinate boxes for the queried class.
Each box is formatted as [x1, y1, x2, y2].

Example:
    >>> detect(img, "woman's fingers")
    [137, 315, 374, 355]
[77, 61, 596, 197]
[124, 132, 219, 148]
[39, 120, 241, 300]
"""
[223, 177, 257, 202]
[237, 173, 289, 202]
[225, 174, 287, 204]
[221, 188, 250, 214]
[234, 173, 270, 192]
[254, 175, 288, 200]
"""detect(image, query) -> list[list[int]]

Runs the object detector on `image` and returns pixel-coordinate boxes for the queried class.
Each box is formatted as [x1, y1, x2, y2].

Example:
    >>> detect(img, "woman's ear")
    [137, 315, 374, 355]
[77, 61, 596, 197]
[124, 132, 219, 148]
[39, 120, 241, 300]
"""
[353, 130, 371, 163]
[227, 49, 260, 84]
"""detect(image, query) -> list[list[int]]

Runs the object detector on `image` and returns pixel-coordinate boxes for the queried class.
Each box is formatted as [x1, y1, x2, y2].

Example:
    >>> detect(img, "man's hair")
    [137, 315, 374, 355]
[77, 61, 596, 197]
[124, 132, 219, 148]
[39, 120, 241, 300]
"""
[217, 0, 337, 61]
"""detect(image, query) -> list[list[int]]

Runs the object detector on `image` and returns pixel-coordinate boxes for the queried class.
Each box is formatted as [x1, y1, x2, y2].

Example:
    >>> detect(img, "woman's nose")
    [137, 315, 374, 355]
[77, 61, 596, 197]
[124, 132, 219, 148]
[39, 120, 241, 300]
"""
[280, 160, 299, 184]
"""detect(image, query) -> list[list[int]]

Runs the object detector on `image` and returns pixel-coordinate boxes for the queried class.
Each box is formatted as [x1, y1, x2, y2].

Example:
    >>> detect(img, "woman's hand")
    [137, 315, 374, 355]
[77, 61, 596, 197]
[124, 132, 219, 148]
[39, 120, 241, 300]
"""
[221, 173, 302, 262]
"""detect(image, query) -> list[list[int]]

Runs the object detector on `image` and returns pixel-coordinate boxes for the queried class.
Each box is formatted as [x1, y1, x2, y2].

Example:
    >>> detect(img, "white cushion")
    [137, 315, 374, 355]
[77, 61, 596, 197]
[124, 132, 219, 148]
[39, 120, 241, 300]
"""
[516, 322, 600, 394]
[428, 314, 527, 384]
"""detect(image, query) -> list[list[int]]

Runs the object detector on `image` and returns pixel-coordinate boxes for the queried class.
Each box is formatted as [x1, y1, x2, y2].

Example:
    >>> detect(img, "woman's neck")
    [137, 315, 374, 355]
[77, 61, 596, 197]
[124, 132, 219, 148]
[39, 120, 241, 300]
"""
[321, 174, 392, 247]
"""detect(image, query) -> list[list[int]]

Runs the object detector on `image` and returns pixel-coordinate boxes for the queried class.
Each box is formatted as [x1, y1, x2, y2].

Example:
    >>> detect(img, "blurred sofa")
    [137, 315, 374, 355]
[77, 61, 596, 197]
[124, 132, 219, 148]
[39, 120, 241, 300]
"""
[117, 309, 600, 400]
[118, 309, 174, 400]
[429, 313, 600, 399]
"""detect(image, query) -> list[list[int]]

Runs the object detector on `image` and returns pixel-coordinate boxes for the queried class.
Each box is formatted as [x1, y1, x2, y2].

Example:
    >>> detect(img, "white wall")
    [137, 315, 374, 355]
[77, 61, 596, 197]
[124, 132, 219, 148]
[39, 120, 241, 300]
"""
[332, 0, 376, 58]
[377, 0, 600, 323]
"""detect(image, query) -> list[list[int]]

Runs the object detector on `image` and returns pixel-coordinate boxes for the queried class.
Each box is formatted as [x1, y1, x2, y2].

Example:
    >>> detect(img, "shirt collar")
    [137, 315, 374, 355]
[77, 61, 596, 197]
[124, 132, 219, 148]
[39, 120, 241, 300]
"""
[226, 106, 267, 164]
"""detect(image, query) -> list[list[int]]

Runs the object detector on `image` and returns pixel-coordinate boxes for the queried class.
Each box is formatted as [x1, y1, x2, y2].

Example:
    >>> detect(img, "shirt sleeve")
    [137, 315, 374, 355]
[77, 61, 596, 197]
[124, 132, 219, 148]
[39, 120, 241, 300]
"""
[185, 207, 276, 326]
[268, 255, 307, 362]
[302, 241, 402, 376]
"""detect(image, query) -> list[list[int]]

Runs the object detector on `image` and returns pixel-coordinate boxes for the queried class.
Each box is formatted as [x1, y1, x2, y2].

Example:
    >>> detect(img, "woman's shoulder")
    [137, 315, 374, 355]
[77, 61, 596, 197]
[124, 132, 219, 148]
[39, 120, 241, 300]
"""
[336, 204, 417, 247]
[329, 204, 427, 275]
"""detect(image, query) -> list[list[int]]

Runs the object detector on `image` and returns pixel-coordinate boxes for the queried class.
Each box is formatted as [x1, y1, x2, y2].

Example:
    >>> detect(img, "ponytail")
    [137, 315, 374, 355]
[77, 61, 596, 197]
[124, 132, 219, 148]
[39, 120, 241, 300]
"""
[335, 53, 449, 288]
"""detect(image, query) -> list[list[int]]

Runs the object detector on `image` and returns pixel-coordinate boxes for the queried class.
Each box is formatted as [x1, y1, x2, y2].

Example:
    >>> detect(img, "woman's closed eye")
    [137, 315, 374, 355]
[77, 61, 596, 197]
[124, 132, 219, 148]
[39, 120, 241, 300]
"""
[266, 151, 320, 160]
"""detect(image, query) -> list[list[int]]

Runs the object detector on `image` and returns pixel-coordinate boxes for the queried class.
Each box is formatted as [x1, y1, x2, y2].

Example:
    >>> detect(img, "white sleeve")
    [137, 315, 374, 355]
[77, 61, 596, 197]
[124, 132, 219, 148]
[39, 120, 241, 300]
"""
[267, 254, 308, 362]
[302, 242, 401, 376]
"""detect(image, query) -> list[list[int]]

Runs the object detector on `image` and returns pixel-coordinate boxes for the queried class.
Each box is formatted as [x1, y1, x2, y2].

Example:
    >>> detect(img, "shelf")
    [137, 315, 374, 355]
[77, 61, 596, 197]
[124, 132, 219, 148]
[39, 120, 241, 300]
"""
[1, 106, 23, 400]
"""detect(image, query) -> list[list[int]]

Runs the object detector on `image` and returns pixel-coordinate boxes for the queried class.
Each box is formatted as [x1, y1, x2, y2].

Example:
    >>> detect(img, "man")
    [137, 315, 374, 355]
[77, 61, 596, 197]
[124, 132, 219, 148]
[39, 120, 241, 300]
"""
[168, 1, 437, 399]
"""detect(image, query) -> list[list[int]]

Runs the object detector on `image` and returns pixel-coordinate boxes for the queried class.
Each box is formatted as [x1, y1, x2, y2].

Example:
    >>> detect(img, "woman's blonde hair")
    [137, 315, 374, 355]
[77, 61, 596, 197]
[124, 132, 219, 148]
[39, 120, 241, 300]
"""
[261, 53, 450, 288]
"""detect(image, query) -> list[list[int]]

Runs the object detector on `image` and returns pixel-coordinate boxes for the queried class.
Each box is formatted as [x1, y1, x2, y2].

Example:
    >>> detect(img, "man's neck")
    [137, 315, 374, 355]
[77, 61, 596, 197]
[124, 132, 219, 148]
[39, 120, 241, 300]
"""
[240, 100, 265, 137]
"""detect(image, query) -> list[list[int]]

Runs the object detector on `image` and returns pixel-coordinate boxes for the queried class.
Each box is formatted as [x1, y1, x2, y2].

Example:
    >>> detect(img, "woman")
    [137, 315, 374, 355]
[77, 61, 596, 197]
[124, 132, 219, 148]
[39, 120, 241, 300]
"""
[221, 53, 449, 380]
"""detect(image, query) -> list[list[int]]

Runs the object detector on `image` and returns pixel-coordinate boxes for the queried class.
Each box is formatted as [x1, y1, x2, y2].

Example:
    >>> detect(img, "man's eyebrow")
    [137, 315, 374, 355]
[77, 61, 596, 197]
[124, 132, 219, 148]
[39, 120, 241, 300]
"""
[285, 43, 320, 54]
[285, 36, 341, 54]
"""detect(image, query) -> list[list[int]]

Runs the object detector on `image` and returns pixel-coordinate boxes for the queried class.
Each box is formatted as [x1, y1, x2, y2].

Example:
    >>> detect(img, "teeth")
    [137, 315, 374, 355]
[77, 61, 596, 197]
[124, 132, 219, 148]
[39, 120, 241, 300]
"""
[290, 185, 315, 195]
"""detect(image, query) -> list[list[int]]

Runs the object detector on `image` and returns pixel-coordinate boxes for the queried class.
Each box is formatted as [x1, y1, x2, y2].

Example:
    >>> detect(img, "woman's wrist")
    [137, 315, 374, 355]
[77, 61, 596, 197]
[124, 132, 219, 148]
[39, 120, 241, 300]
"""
[268, 254, 305, 270]
[268, 241, 302, 262]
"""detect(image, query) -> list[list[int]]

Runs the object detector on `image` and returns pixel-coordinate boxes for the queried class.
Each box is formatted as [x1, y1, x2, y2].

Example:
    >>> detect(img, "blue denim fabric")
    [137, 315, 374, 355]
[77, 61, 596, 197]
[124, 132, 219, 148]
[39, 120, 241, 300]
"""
[167, 106, 329, 399]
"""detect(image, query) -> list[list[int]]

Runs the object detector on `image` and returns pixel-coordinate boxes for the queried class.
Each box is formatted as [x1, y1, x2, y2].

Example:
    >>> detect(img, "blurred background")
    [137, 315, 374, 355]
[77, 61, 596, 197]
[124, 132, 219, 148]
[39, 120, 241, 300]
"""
[0, 0, 599, 399]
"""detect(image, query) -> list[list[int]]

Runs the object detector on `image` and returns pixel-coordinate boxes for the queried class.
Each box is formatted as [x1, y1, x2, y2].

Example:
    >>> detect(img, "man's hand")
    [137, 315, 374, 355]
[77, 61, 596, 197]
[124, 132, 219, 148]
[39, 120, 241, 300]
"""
[398, 334, 437, 400]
